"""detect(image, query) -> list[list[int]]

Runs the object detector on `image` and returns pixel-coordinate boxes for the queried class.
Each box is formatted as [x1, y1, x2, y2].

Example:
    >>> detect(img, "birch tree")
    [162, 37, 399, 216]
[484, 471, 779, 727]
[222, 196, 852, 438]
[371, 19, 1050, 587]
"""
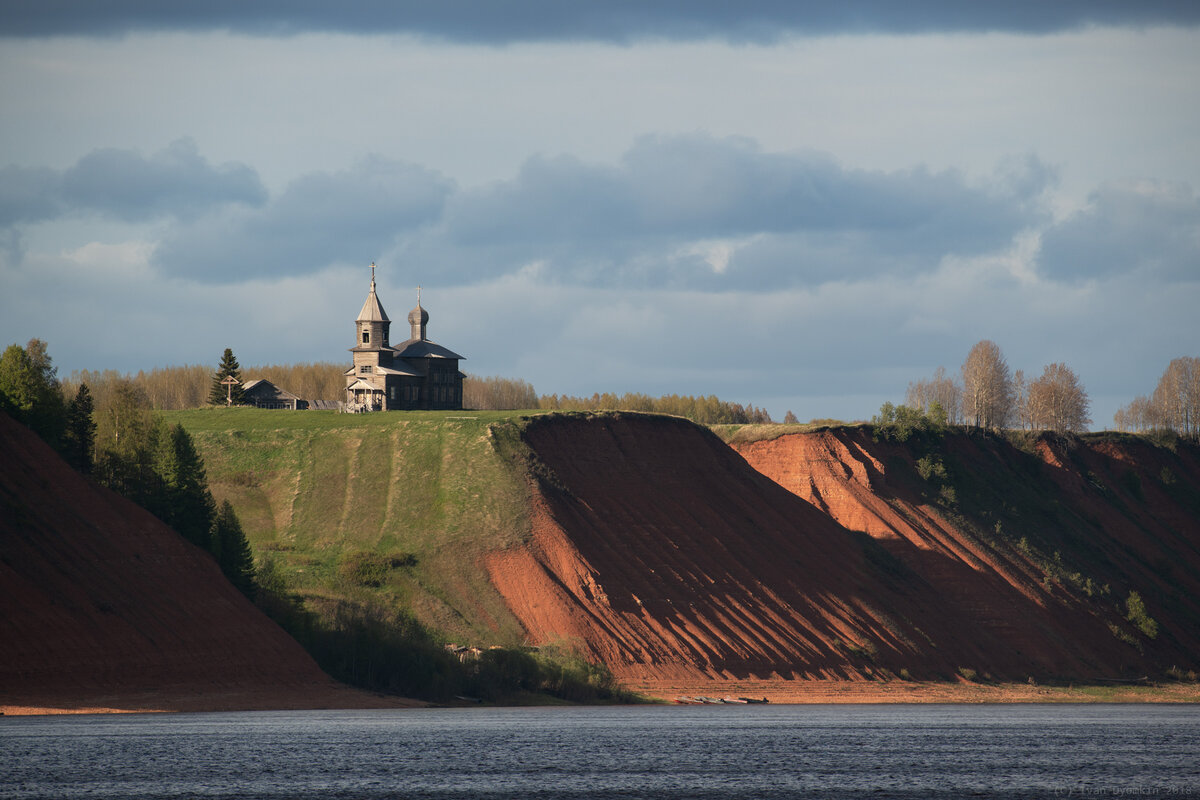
[1151, 356, 1200, 438]
[961, 340, 1014, 429]
[906, 366, 962, 424]
[1012, 369, 1030, 431]
[1027, 362, 1091, 433]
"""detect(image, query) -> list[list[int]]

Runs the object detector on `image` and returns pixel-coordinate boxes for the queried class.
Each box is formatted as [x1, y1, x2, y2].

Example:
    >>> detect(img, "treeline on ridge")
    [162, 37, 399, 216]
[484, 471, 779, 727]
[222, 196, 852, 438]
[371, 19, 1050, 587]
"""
[64, 360, 775, 424]
[539, 392, 773, 424]
[50, 341, 1200, 435]
[900, 339, 1198, 438]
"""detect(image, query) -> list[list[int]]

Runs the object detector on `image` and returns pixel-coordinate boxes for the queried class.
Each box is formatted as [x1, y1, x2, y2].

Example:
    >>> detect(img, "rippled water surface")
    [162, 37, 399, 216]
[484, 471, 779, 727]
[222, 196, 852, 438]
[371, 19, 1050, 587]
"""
[2, 704, 1196, 799]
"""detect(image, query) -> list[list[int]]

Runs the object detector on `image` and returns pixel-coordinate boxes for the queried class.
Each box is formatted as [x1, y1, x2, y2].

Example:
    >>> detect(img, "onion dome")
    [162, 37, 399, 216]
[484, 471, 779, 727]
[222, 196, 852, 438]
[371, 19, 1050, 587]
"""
[408, 288, 429, 340]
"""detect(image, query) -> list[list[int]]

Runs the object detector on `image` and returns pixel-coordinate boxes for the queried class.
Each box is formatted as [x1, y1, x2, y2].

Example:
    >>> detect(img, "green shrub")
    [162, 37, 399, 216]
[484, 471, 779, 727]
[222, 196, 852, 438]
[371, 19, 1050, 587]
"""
[916, 455, 947, 482]
[872, 403, 929, 442]
[336, 550, 419, 587]
[1125, 591, 1159, 639]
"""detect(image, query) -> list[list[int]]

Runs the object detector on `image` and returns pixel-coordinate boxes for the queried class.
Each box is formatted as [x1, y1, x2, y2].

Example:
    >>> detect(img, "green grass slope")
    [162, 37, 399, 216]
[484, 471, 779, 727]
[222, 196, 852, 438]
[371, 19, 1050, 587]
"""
[162, 408, 539, 647]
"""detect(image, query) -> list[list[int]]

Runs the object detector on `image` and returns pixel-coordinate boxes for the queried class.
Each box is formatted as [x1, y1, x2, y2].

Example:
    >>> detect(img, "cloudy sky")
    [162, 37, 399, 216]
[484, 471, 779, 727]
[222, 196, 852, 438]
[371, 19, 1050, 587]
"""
[2, 2, 1198, 424]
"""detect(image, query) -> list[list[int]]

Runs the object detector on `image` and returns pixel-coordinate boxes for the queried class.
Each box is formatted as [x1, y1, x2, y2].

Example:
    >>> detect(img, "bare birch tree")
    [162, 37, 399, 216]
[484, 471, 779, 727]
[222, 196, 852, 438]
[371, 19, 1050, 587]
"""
[1012, 369, 1030, 431]
[961, 340, 1014, 429]
[1027, 362, 1091, 433]
[463, 375, 539, 410]
[906, 366, 962, 424]
[1151, 356, 1200, 438]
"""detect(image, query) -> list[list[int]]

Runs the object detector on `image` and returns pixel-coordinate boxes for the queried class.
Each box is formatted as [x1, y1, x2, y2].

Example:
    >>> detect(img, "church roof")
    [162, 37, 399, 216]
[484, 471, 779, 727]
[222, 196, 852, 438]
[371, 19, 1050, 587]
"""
[394, 338, 465, 360]
[357, 272, 389, 323]
[376, 362, 426, 377]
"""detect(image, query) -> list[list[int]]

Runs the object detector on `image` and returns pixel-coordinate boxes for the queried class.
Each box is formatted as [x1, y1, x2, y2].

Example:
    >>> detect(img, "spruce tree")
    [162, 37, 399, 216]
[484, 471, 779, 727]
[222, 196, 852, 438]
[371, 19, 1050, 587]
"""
[209, 348, 246, 406]
[210, 500, 256, 600]
[63, 383, 97, 474]
[155, 424, 217, 549]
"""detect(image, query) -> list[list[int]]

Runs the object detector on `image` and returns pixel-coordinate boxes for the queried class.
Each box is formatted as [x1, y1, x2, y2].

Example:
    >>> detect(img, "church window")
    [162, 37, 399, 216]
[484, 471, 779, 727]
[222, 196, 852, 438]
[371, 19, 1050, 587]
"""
[362, 329, 370, 344]
[360, 365, 372, 374]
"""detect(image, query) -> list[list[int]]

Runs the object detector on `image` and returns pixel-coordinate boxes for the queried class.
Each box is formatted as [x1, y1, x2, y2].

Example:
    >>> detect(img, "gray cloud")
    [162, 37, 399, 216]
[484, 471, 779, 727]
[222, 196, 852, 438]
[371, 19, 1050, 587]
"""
[0, 165, 61, 227]
[0, 139, 265, 228]
[1039, 180, 1200, 281]
[437, 135, 1051, 289]
[4, 135, 1056, 290]
[154, 155, 453, 281]
[60, 139, 266, 222]
[3, 2, 1198, 41]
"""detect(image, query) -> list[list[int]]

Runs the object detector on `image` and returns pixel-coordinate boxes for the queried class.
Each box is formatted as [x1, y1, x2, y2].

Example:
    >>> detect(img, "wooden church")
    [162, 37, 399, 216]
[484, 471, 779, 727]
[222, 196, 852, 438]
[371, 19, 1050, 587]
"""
[344, 267, 465, 411]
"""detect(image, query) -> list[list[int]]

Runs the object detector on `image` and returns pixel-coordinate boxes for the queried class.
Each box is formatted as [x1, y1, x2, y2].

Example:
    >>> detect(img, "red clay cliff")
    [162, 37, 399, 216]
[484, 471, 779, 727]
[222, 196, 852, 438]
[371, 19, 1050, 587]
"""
[486, 414, 1200, 689]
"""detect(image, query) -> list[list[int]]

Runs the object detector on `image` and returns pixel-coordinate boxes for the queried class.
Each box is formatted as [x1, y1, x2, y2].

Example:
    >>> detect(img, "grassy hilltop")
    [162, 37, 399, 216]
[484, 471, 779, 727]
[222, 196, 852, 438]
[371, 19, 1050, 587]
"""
[162, 408, 540, 647]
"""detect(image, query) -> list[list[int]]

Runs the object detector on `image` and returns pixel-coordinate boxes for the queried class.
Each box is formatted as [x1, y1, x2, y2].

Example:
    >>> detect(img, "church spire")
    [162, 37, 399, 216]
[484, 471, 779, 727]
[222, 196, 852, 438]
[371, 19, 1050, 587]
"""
[357, 263, 389, 324]
[354, 263, 391, 350]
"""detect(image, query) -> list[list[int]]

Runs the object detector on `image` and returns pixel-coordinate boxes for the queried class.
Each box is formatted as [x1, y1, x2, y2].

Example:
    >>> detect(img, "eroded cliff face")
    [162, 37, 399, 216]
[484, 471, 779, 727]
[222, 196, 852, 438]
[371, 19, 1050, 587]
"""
[486, 414, 1200, 683]
[0, 412, 341, 708]
[734, 428, 1200, 669]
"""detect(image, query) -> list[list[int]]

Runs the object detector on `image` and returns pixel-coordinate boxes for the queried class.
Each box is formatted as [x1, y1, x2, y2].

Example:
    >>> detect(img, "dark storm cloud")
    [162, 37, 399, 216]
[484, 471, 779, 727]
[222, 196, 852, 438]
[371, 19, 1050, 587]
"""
[0, 139, 265, 227]
[1039, 180, 1200, 282]
[153, 155, 453, 281]
[3, 1, 1198, 41]
[439, 135, 1051, 288]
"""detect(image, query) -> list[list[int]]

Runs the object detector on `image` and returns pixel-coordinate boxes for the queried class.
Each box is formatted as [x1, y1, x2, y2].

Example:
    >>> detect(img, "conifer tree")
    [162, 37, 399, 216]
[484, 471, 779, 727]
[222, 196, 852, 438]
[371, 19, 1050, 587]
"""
[210, 500, 256, 600]
[156, 424, 217, 548]
[63, 383, 97, 474]
[209, 348, 246, 406]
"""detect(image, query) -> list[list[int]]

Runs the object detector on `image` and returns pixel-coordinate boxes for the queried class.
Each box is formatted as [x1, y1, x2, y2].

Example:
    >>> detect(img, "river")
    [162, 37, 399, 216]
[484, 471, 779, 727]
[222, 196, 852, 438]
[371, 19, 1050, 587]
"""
[2, 704, 1196, 799]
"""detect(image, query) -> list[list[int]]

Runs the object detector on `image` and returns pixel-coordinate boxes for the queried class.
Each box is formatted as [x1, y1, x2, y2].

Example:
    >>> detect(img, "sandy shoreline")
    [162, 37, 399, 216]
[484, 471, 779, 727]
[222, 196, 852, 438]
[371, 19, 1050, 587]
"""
[4, 680, 1198, 716]
[629, 679, 1200, 705]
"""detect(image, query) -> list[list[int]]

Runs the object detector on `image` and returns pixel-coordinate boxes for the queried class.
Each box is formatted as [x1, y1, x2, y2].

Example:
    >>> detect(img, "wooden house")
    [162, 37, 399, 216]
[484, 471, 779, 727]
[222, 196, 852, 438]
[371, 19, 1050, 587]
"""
[242, 379, 307, 410]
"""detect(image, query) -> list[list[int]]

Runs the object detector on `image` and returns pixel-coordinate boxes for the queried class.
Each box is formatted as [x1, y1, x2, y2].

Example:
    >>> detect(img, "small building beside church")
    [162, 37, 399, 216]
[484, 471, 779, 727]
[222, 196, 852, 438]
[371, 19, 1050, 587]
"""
[243, 379, 307, 410]
[344, 268, 465, 411]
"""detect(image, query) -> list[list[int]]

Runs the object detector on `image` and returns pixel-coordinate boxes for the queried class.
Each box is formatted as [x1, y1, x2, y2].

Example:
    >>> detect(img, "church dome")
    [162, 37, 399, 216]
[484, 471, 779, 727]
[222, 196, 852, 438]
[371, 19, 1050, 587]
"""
[408, 304, 429, 327]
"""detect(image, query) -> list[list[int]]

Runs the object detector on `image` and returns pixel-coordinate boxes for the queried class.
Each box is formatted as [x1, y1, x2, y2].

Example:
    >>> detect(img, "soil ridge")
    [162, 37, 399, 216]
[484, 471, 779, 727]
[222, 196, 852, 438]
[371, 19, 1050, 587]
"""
[486, 414, 1200, 687]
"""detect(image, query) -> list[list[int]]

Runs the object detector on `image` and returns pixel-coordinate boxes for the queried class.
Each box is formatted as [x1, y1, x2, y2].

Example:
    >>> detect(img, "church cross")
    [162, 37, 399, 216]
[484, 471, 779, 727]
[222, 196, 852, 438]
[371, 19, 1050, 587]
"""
[221, 375, 240, 406]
